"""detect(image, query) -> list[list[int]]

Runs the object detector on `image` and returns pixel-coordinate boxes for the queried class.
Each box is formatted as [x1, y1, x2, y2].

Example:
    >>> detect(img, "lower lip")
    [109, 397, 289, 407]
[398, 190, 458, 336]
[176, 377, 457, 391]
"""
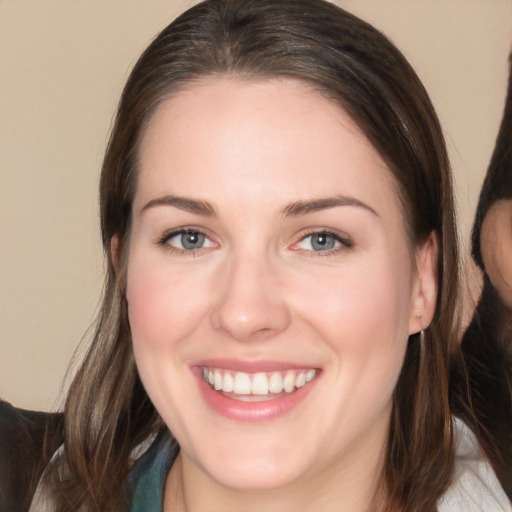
[195, 371, 317, 423]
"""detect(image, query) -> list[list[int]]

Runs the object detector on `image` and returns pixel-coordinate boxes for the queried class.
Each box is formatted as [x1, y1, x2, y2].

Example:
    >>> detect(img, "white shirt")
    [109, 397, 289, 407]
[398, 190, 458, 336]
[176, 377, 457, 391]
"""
[438, 418, 511, 511]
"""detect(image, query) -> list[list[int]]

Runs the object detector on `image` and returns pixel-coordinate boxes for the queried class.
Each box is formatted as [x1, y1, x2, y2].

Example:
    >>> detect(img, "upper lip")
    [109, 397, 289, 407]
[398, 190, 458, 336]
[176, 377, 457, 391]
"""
[193, 359, 319, 373]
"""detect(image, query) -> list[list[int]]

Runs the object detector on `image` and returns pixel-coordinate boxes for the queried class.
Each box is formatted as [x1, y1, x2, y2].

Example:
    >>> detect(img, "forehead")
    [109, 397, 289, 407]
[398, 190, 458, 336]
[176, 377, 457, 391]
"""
[135, 77, 400, 221]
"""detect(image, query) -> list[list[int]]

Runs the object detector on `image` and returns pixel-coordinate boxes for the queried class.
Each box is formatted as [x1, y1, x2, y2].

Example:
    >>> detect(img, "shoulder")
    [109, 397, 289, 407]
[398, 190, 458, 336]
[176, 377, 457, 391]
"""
[29, 429, 178, 512]
[438, 418, 512, 512]
[0, 400, 63, 512]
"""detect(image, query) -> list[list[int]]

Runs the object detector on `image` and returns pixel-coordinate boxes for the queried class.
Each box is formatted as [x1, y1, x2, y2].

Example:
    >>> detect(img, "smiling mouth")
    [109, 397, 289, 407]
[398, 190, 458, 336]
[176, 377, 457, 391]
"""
[200, 367, 318, 401]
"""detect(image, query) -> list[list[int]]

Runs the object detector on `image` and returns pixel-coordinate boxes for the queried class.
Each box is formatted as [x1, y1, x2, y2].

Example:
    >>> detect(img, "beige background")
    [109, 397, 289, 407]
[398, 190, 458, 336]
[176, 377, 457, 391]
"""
[1, 0, 511, 412]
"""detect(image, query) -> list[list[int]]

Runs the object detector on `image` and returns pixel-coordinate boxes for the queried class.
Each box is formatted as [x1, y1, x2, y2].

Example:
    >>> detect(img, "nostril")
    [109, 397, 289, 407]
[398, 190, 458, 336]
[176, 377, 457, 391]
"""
[210, 305, 291, 342]
[209, 262, 292, 341]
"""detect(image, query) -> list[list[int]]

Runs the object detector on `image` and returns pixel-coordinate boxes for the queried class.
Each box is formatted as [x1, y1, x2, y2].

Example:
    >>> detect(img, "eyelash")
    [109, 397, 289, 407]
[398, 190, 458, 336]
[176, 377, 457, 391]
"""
[156, 227, 216, 255]
[156, 227, 353, 256]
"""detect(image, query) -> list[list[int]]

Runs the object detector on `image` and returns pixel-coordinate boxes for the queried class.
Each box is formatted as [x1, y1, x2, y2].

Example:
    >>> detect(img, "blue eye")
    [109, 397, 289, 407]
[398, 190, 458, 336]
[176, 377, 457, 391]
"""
[180, 231, 205, 250]
[295, 231, 351, 252]
[309, 233, 337, 251]
[161, 229, 215, 251]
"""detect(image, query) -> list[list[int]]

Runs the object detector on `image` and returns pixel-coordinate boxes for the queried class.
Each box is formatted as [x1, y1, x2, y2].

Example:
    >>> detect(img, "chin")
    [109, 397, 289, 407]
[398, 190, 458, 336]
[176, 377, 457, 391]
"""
[188, 431, 312, 491]
[206, 457, 304, 491]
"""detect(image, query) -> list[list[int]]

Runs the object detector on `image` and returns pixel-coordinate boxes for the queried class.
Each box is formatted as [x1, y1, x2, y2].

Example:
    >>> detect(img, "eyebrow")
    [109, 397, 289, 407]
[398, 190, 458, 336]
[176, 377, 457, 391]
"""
[140, 195, 217, 216]
[140, 194, 377, 218]
[280, 196, 378, 217]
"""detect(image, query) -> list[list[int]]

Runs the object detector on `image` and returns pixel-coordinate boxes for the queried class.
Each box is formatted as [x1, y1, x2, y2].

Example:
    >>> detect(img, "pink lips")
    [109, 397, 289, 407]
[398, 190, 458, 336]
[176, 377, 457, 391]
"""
[192, 360, 319, 423]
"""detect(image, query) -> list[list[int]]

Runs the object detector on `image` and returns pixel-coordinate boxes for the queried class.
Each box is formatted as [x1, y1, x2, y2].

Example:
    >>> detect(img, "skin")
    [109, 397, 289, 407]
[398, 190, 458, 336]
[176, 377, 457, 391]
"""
[125, 78, 437, 512]
[480, 198, 512, 310]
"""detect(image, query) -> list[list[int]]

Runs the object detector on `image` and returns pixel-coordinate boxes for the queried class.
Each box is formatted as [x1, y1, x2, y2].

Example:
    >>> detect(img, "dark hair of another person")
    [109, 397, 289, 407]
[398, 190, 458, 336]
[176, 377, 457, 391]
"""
[43, 1, 461, 511]
[450, 53, 512, 499]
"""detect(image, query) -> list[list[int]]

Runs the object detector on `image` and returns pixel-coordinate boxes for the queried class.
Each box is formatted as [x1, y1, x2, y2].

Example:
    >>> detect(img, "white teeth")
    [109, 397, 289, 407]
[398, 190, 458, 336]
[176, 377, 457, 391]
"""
[268, 372, 284, 393]
[295, 372, 306, 388]
[222, 372, 234, 392]
[283, 372, 296, 393]
[213, 370, 222, 391]
[251, 373, 269, 395]
[233, 372, 252, 394]
[201, 367, 318, 395]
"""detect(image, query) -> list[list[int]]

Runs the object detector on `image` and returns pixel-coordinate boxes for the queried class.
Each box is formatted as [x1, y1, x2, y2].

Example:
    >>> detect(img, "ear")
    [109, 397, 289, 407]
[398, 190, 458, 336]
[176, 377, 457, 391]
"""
[408, 232, 438, 335]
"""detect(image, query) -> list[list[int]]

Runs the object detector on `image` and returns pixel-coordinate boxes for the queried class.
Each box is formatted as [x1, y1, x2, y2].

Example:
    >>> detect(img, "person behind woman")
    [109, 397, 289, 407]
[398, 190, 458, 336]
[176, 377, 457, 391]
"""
[18, 0, 510, 511]
[451, 52, 512, 500]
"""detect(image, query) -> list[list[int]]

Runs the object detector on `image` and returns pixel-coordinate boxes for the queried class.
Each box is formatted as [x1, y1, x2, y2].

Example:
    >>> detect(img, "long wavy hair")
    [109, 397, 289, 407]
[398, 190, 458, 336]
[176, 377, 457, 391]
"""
[45, 1, 461, 510]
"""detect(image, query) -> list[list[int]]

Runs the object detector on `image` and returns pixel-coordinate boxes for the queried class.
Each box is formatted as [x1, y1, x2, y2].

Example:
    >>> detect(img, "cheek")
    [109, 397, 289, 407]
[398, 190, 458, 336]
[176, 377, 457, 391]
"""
[291, 252, 414, 396]
[295, 253, 414, 342]
[126, 253, 211, 352]
[125, 252, 211, 431]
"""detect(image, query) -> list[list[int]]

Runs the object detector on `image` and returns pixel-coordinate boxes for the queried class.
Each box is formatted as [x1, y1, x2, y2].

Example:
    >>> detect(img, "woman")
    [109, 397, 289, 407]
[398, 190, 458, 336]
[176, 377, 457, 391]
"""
[11, 0, 510, 510]
[451, 52, 512, 500]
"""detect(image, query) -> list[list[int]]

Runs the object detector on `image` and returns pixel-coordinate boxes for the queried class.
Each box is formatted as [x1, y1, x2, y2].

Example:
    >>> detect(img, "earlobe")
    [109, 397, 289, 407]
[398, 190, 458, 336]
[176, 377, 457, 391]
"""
[409, 232, 438, 335]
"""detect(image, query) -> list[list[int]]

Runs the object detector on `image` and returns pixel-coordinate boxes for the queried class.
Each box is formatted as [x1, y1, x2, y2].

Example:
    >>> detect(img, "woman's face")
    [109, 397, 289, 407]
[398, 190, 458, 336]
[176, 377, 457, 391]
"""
[126, 78, 435, 492]
[481, 198, 512, 309]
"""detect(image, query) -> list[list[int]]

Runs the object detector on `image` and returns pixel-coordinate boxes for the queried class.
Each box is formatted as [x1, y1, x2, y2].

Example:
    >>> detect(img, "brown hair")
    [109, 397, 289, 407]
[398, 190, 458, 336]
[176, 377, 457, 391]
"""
[47, 1, 461, 510]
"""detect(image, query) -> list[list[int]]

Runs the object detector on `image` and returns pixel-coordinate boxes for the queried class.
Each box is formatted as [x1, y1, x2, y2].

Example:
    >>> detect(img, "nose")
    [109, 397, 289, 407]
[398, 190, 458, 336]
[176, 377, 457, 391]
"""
[210, 253, 291, 342]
